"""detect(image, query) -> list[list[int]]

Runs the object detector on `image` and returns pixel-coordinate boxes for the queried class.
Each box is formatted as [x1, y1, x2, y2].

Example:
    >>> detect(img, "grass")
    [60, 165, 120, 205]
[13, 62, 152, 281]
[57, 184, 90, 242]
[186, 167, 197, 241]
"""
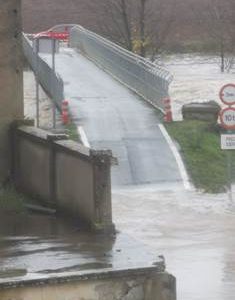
[64, 122, 81, 142]
[165, 120, 235, 193]
[0, 186, 28, 213]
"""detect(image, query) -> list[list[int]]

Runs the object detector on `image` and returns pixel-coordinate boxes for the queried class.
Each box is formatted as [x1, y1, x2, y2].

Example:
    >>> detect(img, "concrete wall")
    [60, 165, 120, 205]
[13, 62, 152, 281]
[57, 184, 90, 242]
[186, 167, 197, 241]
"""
[0, 271, 176, 300]
[0, 0, 24, 183]
[12, 125, 114, 232]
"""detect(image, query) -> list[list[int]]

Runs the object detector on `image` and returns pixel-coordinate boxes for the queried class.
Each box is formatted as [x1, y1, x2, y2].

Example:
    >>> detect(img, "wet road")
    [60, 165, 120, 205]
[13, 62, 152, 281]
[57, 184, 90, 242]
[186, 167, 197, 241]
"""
[43, 49, 184, 187]
[113, 187, 235, 300]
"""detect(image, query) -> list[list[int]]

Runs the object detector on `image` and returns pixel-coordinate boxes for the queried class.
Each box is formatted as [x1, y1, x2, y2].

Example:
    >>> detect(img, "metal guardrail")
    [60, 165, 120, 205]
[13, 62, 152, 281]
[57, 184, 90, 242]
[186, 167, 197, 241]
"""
[22, 34, 64, 109]
[70, 25, 173, 111]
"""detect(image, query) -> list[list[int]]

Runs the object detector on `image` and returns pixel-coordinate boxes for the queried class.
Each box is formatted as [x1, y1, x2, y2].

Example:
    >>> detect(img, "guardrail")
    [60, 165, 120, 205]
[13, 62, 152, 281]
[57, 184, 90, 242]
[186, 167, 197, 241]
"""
[22, 34, 64, 109]
[70, 25, 173, 111]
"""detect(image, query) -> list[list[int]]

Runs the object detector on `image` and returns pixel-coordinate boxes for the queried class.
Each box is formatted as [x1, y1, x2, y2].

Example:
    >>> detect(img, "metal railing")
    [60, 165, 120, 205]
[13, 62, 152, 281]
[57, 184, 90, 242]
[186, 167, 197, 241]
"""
[70, 25, 173, 111]
[22, 34, 64, 109]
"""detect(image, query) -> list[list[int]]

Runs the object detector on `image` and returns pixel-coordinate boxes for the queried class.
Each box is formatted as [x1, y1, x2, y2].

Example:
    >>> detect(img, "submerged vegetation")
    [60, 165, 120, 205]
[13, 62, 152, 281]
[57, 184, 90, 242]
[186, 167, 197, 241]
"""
[165, 120, 235, 193]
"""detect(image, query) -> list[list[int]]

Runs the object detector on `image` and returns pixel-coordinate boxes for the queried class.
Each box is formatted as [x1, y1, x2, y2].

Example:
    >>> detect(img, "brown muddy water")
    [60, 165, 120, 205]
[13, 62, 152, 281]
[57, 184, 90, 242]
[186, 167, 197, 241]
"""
[0, 211, 159, 284]
[1, 187, 235, 299]
[113, 186, 235, 300]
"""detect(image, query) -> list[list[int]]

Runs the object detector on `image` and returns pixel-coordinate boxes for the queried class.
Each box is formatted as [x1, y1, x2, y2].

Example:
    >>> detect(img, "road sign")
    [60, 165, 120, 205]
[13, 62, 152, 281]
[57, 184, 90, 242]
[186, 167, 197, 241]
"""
[219, 107, 235, 130]
[221, 134, 235, 149]
[219, 83, 235, 105]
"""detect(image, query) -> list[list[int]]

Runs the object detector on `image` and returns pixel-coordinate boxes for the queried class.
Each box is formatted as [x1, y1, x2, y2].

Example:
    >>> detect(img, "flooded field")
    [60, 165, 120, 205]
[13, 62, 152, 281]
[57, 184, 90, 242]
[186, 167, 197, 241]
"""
[164, 54, 235, 120]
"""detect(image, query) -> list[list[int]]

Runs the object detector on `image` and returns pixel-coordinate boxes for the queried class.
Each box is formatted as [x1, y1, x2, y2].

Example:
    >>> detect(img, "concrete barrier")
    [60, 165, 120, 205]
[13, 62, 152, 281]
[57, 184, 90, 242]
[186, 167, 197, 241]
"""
[12, 125, 114, 232]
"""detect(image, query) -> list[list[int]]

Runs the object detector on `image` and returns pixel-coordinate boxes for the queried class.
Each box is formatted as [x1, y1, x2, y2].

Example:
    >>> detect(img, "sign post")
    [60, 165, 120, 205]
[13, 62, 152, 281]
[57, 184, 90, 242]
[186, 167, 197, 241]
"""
[219, 84, 235, 201]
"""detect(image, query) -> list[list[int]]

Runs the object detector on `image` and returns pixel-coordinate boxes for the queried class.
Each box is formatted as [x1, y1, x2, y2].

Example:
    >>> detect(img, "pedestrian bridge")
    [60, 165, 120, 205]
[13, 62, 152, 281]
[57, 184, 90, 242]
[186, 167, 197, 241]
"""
[23, 25, 190, 190]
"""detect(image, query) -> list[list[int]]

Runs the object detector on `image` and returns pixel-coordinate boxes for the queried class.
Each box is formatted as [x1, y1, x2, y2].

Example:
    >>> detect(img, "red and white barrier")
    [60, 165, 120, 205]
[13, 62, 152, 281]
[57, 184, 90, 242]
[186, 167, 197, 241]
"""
[163, 97, 173, 122]
[61, 100, 69, 125]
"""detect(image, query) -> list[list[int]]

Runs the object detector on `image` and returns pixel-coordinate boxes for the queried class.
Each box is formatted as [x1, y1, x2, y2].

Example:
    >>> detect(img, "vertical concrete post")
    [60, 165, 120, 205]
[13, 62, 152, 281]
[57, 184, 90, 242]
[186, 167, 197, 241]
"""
[91, 150, 115, 233]
[0, 1, 23, 183]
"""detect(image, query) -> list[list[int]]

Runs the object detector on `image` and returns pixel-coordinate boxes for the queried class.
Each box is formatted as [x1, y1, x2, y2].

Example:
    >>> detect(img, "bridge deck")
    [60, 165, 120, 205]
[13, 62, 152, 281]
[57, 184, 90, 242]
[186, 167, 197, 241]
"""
[43, 48, 184, 188]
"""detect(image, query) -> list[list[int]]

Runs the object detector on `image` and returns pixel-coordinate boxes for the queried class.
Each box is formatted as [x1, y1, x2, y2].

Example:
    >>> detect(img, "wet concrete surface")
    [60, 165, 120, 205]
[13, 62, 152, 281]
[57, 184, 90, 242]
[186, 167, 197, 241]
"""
[41, 49, 183, 187]
[113, 186, 235, 300]
[0, 212, 162, 286]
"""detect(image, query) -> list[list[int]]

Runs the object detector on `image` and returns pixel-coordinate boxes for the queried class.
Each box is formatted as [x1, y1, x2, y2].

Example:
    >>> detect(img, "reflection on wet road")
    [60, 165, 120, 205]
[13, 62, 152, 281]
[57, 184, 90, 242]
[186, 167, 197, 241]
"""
[113, 187, 235, 300]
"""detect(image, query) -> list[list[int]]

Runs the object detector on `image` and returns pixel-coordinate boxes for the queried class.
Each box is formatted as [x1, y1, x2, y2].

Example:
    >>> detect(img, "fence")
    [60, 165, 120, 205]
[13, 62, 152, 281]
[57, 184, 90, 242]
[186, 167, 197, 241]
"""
[12, 125, 114, 232]
[22, 34, 64, 109]
[70, 26, 173, 111]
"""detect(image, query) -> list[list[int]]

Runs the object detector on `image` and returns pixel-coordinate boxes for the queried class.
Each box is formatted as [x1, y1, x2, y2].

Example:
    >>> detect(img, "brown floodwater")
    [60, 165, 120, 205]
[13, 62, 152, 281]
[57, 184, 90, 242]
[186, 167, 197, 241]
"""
[113, 186, 235, 300]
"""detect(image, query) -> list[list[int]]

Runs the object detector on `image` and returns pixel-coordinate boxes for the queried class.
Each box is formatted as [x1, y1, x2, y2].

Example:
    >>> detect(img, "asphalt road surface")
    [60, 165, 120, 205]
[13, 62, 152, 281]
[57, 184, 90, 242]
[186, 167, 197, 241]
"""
[44, 48, 185, 188]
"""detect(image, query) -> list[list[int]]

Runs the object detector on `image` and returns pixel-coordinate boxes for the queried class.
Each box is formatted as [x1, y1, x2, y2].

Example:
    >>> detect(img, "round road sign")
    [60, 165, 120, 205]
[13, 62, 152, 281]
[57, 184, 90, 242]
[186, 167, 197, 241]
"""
[220, 107, 235, 130]
[219, 84, 235, 105]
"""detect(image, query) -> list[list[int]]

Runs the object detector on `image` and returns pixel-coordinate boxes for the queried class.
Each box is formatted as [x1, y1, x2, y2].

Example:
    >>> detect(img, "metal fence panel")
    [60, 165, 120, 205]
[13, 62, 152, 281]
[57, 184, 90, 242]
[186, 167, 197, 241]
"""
[22, 34, 64, 109]
[70, 26, 173, 111]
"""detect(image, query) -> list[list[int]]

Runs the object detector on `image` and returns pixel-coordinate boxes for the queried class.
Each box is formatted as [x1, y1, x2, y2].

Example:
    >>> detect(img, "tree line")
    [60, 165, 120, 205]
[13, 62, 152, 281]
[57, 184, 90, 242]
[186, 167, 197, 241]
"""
[23, 0, 235, 70]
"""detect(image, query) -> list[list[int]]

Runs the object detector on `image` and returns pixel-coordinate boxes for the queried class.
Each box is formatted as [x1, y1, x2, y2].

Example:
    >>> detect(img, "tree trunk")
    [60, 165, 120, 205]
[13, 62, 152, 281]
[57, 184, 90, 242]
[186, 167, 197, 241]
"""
[139, 0, 146, 57]
[120, 0, 133, 51]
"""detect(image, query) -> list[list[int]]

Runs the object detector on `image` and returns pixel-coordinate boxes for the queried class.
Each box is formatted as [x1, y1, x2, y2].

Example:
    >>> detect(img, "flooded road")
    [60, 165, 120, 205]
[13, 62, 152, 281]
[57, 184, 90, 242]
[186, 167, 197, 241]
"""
[0, 212, 161, 284]
[22, 51, 235, 298]
[113, 186, 235, 300]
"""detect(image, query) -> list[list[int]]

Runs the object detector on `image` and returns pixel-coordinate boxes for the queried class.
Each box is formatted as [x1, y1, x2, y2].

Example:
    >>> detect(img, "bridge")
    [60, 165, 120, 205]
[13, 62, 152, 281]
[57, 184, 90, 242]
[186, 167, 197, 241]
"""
[23, 25, 189, 190]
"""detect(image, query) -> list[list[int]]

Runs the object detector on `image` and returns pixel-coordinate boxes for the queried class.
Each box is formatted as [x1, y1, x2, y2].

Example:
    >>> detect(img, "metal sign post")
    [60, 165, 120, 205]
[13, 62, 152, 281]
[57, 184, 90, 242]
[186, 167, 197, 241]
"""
[35, 38, 40, 128]
[219, 83, 235, 201]
[52, 39, 56, 129]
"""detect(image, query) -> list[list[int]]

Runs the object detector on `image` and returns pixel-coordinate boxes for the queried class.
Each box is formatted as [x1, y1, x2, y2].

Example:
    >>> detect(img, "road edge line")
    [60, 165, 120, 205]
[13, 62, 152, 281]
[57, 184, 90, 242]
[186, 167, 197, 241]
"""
[158, 123, 192, 190]
[78, 126, 90, 148]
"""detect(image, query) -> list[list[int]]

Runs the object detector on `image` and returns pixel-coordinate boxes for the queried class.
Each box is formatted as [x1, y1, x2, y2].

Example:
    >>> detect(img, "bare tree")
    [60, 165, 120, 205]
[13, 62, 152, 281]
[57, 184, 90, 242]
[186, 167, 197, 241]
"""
[193, 0, 235, 72]
[85, 0, 176, 59]
[86, 0, 133, 51]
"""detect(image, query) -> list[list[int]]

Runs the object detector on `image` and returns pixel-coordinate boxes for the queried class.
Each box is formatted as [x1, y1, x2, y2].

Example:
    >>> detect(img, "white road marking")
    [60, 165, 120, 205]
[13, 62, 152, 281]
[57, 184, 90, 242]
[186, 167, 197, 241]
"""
[78, 126, 90, 148]
[158, 123, 193, 190]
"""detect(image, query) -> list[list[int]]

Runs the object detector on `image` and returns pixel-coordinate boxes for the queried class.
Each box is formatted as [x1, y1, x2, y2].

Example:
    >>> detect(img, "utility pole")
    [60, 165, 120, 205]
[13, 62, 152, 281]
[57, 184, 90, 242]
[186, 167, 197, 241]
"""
[0, 0, 23, 183]
[52, 39, 56, 129]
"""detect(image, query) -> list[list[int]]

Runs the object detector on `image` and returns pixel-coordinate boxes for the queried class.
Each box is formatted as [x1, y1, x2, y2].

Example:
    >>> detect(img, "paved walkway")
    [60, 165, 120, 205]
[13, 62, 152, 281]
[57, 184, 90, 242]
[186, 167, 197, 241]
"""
[43, 48, 186, 188]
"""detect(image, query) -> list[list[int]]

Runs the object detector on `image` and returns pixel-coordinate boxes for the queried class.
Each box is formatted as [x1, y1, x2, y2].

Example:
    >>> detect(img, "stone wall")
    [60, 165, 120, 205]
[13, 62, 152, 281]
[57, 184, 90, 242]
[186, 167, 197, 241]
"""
[0, 0, 23, 183]
[12, 125, 114, 232]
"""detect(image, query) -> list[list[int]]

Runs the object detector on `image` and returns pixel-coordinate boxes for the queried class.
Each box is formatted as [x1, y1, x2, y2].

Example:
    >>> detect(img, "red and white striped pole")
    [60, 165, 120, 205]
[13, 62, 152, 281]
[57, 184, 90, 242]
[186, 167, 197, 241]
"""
[61, 100, 69, 125]
[163, 97, 173, 122]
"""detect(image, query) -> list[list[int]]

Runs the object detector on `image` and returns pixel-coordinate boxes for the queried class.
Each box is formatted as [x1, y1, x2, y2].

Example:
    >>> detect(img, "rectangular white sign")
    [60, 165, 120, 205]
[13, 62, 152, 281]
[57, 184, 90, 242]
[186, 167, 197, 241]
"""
[221, 134, 235, 149]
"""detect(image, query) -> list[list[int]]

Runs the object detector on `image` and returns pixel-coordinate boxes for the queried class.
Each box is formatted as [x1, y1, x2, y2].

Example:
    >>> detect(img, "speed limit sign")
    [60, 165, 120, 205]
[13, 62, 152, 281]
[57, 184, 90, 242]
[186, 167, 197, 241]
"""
[219, 107, 235, 130]
[219, 84, 235, 105]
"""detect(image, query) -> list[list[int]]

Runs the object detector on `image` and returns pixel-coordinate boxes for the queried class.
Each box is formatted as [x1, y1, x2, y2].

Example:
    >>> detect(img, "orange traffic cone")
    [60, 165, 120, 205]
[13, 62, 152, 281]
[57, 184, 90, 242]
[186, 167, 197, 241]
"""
[163, 97, 173, 122]
[61, 100, 69, 125]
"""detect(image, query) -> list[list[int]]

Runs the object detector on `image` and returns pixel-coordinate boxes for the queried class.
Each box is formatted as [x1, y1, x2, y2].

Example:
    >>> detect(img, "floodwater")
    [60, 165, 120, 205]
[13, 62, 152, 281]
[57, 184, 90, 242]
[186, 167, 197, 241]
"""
[164, 53, 235, 120]
[22, 52, 235, 299]
[113, 186, 235, 300]
[0, 212, 160, 283]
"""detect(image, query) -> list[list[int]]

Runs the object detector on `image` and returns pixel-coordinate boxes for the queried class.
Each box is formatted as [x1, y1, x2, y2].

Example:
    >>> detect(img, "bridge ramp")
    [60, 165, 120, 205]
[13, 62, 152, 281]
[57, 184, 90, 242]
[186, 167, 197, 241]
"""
[44, 48, 184, 188]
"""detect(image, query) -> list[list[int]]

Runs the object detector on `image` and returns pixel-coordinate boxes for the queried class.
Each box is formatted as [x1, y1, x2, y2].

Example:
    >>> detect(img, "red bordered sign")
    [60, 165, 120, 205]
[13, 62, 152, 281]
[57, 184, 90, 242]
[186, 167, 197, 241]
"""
[220, 107, 235, 130]
[219, 84, 235, 106]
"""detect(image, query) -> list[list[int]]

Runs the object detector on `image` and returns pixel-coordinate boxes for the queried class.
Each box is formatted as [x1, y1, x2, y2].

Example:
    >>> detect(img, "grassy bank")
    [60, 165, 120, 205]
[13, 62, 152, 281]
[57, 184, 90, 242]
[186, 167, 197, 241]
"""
[165, 120, 234, 193]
